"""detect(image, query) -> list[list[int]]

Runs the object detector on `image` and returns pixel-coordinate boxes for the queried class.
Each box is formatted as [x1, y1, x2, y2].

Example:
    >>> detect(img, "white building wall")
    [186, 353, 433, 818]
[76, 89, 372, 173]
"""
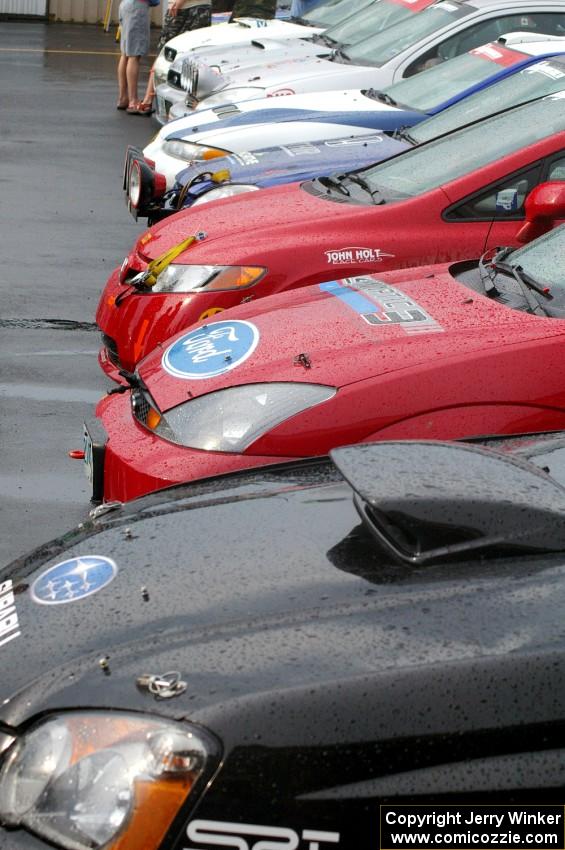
[47, 0, 163, 24]
[0, 0, 47, 14]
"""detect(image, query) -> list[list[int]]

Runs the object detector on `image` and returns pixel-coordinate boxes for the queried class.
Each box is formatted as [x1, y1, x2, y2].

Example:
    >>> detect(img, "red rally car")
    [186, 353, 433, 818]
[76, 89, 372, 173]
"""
[97, 93, 565, 382]
[87, 222, 565, 503]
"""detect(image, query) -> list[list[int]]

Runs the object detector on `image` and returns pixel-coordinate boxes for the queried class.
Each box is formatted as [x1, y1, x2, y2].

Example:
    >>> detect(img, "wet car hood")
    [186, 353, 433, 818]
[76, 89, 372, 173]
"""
[174, 133, 408, 189]
[139, 266, 542, 412]
[199, 52, 367, 92]
[134, 181, 361, 264]
[3, 456, 565, 734]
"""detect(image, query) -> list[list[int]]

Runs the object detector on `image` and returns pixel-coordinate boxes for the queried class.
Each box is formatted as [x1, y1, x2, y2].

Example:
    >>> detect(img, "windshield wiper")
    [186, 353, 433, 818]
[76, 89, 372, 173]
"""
[395, 126, 418, 145]
[493, 260, 552, 300]
[313, 32, 336, 46]
[364, 88, 398, 107]
[331, 47, 350, 63]
[342, 172, 384, 205]
[318, 174, 351, 197]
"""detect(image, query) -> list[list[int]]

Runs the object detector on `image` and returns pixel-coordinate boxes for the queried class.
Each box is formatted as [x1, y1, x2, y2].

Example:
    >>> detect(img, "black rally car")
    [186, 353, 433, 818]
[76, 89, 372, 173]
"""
[2, 437, 565, 850]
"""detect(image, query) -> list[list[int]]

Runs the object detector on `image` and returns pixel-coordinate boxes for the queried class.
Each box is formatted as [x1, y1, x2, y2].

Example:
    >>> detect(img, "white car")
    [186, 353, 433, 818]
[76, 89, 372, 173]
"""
[155, 0, 439, 122]
[152, 0, 372, 90]
[178, 0, 565, 112]
[144, 34, 565, 186]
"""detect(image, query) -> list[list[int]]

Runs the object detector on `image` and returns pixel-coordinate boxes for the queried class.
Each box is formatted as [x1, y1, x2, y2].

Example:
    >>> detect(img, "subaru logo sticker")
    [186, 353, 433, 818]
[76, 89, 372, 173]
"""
[162, 320, 260, 380]
[31, 556, 117, 605]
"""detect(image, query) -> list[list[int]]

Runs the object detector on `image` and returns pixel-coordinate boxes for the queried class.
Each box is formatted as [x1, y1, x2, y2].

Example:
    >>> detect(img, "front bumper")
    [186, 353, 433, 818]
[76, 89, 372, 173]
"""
[96, 391, 293, 502]
[155, 83, 187, 124]
[96, 266, 249, 381]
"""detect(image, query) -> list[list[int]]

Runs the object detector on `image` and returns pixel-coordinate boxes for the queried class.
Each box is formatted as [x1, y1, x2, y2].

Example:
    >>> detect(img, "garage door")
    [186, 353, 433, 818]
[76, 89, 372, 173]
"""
[0, 1, 47, 15]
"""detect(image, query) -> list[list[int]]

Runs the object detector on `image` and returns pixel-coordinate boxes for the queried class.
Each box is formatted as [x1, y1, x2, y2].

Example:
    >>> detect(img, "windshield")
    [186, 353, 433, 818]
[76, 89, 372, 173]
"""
[359, 93, 565, 200]
[322, 0, 435, 46]
[302, 0, 374, 26]
[412, 57, 565, 143]
[503, 225, 565, 293]
[344, 0, 472, 66]
[381, 42, 528, 113]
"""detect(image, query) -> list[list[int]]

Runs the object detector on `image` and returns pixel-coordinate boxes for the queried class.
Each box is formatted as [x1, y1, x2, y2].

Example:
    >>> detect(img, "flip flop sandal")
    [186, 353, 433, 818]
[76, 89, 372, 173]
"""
[116, 101, 129, 110]
[135, 101, 155, 116]
[126, 102, 142, 114]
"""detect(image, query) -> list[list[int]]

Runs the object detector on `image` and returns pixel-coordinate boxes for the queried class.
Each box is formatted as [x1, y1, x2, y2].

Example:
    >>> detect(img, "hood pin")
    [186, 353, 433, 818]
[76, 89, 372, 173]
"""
[136, 671, 187, 699]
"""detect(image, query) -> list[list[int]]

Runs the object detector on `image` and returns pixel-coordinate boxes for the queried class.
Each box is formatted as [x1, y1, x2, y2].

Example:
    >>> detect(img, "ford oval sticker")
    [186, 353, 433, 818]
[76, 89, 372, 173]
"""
[162, 320, 260, 380]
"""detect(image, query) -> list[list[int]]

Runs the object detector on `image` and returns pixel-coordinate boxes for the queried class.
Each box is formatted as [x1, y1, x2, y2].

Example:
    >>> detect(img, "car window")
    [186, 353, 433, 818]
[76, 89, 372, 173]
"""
[410, 57, 565, 145]
[304, 0, 372, 27]
[446, 164, 542, 220]
[382, 43, 529, 112]
[322, 0, 434, 46]
[404, 13, 565, 77]
[360, 94, 565, 201]
[548, 156, 565, 181]
[343, 0, 473, 67]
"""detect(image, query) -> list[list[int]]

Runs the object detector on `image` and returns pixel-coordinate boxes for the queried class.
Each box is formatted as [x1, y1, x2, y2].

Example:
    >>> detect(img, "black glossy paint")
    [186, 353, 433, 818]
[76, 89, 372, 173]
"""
[3, 442, 565, 849]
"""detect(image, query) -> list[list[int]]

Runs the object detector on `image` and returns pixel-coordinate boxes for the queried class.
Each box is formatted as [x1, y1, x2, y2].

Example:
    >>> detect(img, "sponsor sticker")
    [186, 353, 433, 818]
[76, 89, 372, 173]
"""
[324, 136, 383, 148]
[162, 319, 259, 380]
[198, 307, 225, 321]
[524, 61, 565, 80]
[0, 580, 20, 649]
[267, 88, 296, 97]
[320, 278, 444, 334]
[325, 246, 395, 265]
[234, 151, 259, 166]
[470, 43, 526, 67]
[496, 188, 518, 213]
[30, 556, 117, 605]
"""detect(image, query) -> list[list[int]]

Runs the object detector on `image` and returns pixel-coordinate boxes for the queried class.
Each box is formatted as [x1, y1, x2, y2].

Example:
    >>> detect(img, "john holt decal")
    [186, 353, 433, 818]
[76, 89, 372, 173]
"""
[325, 247, 395, 265]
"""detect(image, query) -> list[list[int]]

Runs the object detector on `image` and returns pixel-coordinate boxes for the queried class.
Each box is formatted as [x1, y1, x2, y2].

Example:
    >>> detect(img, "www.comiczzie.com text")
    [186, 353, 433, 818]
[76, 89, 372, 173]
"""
[380, 806, 565, 849]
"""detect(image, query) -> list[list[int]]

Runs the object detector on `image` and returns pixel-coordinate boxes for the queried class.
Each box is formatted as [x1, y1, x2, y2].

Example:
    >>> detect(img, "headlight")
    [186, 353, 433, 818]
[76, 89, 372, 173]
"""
[0, 712, 217, 850]
[191, 184, 259, 206]
[162, 139, 229, 161]
[148, 383, 336, 452]
[151, 263, 266, 293]
[199, 87, 265, 107]
[164, 46, 177, 62]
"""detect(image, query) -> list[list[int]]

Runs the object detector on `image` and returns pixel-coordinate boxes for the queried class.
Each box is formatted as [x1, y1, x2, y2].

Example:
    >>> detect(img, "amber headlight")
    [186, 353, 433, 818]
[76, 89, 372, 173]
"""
[162, 139, 229, 161]
[152, 263, 266, 293]
[0, 712, 217, 850]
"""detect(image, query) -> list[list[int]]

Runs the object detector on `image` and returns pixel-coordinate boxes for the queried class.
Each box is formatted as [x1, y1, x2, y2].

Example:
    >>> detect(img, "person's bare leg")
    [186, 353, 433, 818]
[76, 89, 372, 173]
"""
[117, 54, 128, 107]
[126, 55, 141, 106]
[141, 67, 155, 107]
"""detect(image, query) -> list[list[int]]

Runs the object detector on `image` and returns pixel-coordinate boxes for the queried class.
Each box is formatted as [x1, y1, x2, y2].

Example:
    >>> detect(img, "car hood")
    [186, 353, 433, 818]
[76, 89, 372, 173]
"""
[3, 454, 565, 731]
[174, 133, 408, 188]
[198, 53, 363, 94]
[139, 267, 537, 413]
[156, 88, 403, 142]
[133, 181, 362, 263]
[166, 18, 323, 53]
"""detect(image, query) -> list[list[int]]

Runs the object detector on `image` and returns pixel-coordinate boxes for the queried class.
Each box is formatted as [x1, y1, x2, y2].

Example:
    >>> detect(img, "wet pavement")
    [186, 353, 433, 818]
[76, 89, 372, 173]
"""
[0, 22, 159, 566]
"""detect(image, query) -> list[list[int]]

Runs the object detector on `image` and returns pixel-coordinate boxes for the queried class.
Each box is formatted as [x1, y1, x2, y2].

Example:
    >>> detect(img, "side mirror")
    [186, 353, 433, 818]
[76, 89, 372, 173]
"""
[516, 181, 565, 244]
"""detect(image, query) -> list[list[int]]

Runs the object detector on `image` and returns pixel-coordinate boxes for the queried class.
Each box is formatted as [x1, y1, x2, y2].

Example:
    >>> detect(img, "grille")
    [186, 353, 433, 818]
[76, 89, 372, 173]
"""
[182, 59, 199, 96]
[102, 334, 121, 368]
[131, 388, 150, 425]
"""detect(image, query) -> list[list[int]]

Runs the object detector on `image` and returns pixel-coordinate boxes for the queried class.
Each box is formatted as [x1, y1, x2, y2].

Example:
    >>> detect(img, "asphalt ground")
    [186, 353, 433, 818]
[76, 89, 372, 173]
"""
[0, 21, 161, 567]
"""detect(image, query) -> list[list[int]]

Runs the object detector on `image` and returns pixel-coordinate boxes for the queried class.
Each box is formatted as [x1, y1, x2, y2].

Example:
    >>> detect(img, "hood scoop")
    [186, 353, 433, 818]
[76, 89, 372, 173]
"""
[331, 441, 565, 565]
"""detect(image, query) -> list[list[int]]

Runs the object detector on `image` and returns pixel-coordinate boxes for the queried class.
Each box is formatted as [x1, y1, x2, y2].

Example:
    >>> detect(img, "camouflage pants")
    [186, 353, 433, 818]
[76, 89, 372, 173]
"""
[156, 4, 213, 52]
